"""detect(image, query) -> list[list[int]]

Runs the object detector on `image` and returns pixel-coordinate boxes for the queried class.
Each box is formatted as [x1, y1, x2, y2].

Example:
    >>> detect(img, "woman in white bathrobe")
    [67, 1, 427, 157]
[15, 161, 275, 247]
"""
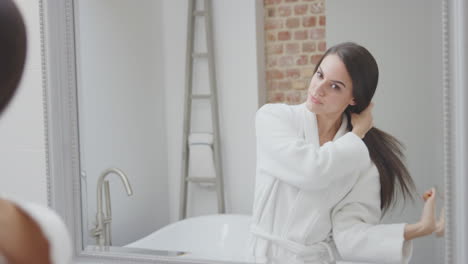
[248, 42, 443, 264]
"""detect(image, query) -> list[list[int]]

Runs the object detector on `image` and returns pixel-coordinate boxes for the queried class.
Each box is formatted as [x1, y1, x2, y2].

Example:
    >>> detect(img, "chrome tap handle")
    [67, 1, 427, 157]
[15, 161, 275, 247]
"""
[104, 180, 112, 246]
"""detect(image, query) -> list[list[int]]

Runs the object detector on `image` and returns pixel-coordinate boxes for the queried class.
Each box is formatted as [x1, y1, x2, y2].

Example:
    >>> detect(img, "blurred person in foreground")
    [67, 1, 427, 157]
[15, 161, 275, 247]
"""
[0, 0, 72, 263]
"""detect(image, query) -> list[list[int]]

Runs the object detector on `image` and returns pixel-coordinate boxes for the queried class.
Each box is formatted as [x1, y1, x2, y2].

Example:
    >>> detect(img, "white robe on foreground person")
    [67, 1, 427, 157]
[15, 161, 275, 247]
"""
[247, 103, 412, 264]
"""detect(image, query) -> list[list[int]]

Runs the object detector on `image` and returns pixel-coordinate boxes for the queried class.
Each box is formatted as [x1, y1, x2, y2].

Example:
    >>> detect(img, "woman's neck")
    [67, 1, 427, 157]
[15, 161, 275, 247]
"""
[316, 113, 342, 139]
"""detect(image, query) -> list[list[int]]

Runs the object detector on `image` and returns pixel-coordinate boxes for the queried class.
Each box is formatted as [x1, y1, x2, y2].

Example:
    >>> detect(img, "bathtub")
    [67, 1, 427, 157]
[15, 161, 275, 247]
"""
[124, 214, 255, 262]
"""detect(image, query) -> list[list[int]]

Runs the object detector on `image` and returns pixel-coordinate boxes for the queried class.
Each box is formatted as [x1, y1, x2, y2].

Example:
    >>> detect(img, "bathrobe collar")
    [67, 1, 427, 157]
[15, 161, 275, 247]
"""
[302, 103, 348, 146]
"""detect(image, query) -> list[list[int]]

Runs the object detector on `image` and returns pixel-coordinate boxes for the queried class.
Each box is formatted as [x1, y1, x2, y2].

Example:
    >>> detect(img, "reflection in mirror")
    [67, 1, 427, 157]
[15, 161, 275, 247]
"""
[75, 0, 259, 262]
[73, 0, 444, 263]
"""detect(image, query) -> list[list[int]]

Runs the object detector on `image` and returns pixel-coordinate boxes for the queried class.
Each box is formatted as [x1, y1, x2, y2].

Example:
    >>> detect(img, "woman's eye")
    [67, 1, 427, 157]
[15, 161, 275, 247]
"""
[316, 71, 323, 78]
[331, 83, 340, 90]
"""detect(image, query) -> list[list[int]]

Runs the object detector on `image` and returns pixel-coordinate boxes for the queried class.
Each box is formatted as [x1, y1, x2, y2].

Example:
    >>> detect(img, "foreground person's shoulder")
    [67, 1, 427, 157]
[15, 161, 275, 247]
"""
[4, 199, 73, 264]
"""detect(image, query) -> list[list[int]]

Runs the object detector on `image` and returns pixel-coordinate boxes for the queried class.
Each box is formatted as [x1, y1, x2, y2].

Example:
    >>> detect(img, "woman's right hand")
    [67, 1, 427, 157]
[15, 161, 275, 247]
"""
[351, 102, 374, 139]
[419, 188, 438, 234]
[404, 188, 438, 240]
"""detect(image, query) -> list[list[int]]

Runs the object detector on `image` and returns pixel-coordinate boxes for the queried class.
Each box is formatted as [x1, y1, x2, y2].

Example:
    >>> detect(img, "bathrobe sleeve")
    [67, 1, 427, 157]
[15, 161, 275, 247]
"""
[255, 104, 370, 191]
[331, 165, 413, 264]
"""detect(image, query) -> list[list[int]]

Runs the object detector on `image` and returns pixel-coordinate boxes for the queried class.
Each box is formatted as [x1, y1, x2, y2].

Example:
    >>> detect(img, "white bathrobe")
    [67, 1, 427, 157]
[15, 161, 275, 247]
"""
[247, 103, 412, 264]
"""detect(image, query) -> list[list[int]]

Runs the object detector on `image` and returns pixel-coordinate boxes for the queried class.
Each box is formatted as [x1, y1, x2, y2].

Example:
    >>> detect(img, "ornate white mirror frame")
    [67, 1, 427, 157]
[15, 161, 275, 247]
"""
[40, 0, 468, 263]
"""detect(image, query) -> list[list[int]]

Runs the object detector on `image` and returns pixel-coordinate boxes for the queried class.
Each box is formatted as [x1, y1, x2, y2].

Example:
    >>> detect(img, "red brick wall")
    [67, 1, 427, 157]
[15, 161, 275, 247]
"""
[264, 0, 326, 104]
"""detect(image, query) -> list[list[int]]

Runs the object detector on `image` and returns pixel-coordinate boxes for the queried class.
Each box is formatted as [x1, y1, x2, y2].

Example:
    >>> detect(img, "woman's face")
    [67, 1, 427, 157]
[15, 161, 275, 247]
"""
[305, 54, 356, 117]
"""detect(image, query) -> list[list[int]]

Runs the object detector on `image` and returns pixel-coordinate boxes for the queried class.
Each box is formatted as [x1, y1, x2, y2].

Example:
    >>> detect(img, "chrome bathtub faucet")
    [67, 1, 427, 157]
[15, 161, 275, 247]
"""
[91, 168, 133, 248]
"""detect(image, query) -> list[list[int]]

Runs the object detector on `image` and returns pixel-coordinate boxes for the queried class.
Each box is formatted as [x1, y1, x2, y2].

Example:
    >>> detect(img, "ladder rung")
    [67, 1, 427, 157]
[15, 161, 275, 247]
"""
[192, 53, 208, 58]
[193, 11, 207, 16]
[191, 94, 211, 99]
[189, 142, 213, 146]
[186, 177, 216, 183]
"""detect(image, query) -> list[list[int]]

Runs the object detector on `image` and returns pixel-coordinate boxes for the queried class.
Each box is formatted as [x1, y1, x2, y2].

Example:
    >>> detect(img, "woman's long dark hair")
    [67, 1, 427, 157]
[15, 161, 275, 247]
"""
[314, 42, 415, 214]
[0, 0, 27, 115]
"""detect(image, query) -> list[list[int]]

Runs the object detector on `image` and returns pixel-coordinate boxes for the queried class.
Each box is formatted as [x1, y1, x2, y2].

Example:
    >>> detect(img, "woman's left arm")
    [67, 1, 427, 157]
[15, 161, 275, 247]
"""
[331, 165, 413, 264]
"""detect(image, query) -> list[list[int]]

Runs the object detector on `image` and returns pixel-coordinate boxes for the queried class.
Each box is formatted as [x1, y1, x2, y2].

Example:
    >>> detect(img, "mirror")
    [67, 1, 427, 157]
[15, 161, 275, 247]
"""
[42, 0, 457, 263]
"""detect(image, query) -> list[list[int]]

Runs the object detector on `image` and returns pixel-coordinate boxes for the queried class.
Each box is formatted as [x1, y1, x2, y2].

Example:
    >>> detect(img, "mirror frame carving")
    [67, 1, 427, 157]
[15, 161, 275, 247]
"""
[39, 0, 468, 263]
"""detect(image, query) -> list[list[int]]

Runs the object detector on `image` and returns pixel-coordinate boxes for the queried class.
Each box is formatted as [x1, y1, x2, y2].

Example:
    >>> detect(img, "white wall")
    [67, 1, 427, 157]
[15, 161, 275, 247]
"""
[327, 1, 444, 263]
[0, 0, 47, 204]
[162, 0, 260, 222]
[75, 0, 170, 246]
